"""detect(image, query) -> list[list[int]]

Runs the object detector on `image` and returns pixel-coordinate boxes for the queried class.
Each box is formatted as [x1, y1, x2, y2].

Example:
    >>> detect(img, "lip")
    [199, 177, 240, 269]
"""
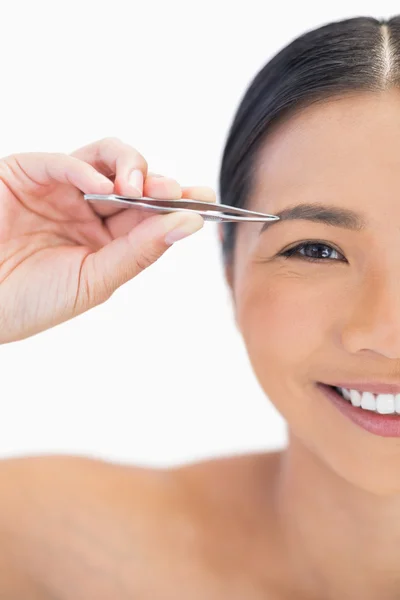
[326, 382, 400, 395]
[317, 382, 400, 438]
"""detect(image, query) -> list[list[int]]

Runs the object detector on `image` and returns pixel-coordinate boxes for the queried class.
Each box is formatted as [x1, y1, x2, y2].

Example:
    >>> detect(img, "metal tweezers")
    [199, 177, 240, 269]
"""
[84, 194, 280, 223]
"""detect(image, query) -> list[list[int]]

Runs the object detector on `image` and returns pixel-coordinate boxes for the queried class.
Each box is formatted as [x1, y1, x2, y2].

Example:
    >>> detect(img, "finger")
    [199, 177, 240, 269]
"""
[70, 136, 148, 189]
[5, 151, 114, 193]
[92, 171, 184, 222]
[104, 181, 217, 240]
[105, 173, 184, 239]
[77, 210, 205, 308]
[10, 152, 113, 223]
[83, 171, 173, 217]
[80, 173, 182, 225]
[88, 171, 180, 235]
[103, 206, 151, 239]
[143, 171, 182, 199]
[181, 186, 217, 202]
[70, 137, 148, 216]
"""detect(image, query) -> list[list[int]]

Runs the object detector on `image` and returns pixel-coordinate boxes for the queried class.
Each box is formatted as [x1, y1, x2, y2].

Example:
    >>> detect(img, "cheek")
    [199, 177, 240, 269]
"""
[236, 272, 332, 378]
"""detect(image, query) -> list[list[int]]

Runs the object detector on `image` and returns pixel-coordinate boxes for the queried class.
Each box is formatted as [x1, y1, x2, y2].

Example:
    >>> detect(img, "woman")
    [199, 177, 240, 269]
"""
[0, 13, 398, 599]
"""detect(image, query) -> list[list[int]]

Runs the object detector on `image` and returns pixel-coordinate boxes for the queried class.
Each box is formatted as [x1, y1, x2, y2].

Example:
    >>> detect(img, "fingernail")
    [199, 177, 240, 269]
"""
[129, 169, 143, 196]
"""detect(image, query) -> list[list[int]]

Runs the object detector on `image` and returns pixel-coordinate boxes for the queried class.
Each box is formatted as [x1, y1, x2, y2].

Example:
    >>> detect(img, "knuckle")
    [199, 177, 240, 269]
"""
[100, 136, 123, 146]
[129, 150, 148, 173]
[52, 152, 71, 164]
[100, 137, 148, 173]
[134, 248, 160, 273]
[66, 153, 81, 163]
[99, 274, 115, 301]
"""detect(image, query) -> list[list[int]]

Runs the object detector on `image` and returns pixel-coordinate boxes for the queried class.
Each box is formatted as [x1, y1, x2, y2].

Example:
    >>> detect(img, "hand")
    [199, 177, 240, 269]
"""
[0, 137, 215, 343]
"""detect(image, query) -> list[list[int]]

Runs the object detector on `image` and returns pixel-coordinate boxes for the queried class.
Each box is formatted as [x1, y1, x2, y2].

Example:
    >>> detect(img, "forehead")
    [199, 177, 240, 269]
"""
[250, 90, 400, 214]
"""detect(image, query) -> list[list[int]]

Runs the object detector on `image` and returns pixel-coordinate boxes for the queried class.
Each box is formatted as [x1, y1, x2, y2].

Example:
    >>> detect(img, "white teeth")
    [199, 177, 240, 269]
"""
[360, 392, 375, 411]
[342, 388, 351, 401]
[350, 389, 361, 407]
[376, 394, 395, 414]
[338, 387, 400, 415]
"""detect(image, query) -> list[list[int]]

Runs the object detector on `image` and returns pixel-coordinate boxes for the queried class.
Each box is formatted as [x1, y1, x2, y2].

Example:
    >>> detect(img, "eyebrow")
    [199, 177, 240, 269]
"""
[259, 203, 367, 235]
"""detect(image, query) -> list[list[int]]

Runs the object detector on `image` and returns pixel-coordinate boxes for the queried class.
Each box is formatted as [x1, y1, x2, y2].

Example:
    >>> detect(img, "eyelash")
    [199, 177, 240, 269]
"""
[278, 241, 347, 263]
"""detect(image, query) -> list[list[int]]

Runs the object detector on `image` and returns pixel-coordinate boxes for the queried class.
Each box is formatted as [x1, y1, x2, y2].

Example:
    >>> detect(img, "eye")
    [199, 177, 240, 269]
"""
[278, 241, 346, 263]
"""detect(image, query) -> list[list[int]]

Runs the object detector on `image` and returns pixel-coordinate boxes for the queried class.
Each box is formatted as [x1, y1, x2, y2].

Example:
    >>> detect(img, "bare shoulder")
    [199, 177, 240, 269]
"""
[0, 454, 184, 598]
[0, 450, 282, 538]
[0, 453, 184, 545]
[0, 449, 282, 511]
[0, 451, 283, 599]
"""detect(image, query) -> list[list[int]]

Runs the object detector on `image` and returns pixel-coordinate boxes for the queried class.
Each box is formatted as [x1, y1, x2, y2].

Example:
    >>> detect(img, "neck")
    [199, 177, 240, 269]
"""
[274, 434, 400, 600]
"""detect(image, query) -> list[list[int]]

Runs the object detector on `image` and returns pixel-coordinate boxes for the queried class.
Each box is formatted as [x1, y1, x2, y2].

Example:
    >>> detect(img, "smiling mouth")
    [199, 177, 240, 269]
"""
[324, 384, 400, 415]
[317, 382, 400, 437]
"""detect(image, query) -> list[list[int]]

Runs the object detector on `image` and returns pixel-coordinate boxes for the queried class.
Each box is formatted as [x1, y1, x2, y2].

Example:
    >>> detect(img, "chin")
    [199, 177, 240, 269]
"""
[271, 379, 400, 496]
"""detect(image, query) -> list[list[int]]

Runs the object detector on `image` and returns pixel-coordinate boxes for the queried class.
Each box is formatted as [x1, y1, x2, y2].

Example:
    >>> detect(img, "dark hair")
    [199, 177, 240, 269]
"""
[218, 15, 400, 269]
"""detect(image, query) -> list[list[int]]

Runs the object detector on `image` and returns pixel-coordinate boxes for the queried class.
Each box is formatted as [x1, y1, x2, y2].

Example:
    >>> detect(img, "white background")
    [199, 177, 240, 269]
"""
[0, 0, 396, 467]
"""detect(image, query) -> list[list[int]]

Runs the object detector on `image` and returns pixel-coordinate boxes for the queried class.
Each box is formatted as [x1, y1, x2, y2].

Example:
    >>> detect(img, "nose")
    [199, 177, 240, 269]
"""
[341, 269, 400, 359]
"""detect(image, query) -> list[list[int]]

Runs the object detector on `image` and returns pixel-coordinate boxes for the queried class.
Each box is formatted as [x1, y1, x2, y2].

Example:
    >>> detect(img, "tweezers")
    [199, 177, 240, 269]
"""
[83, 194, 280, 223]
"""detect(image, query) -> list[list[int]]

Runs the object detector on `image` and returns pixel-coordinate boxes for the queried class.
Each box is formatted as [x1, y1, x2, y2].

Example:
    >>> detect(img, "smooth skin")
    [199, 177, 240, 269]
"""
[3, 88, 400, 599]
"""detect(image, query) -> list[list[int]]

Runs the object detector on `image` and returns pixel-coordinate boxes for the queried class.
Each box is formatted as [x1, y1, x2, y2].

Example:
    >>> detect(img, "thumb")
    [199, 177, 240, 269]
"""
[79, 211, 204, 306]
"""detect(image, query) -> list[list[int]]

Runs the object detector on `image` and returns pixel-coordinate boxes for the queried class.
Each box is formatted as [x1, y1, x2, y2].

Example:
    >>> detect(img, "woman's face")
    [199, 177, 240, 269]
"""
[226, 89, 400, 494]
